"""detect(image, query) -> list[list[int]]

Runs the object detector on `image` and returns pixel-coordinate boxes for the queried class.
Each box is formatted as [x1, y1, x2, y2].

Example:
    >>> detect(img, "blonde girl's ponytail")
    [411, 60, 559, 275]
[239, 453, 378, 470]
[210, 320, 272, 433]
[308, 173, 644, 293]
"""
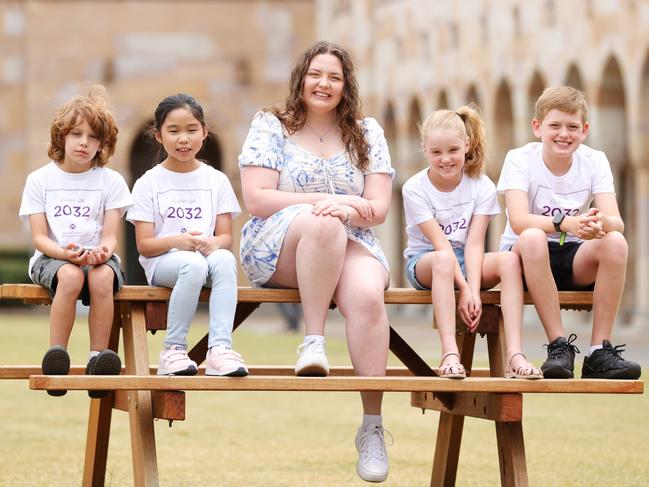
[455, 104, 487, 178]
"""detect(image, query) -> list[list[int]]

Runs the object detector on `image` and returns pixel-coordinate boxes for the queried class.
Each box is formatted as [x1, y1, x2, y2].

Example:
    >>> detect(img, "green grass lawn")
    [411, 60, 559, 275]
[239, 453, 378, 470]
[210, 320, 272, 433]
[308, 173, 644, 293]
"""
[0, 310, 647, 486]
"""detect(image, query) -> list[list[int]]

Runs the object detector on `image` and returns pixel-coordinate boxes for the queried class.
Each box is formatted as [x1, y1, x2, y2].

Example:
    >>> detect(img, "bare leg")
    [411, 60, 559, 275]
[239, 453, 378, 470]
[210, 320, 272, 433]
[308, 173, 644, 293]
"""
[572, 231, 627, 346]
[512, 228, 564, 342]
[87, 264, 116, 351]
[482, 251, 528, 371]
[334, 242, 389, 415]
[415, 250, 459, 367]
[268, 211, 348, 335]
[50, 264, 84, 347]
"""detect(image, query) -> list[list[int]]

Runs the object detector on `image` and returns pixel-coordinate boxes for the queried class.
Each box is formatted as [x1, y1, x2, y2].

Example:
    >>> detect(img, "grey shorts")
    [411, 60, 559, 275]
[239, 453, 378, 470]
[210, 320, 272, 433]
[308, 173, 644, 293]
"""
[30, 254, 125, 306]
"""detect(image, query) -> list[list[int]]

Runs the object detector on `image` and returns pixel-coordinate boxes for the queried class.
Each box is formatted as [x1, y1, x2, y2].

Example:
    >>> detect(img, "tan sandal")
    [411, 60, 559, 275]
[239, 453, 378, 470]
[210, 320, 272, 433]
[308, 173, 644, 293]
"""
[505, 352, 543, 380]
[438, 352, 466, 379]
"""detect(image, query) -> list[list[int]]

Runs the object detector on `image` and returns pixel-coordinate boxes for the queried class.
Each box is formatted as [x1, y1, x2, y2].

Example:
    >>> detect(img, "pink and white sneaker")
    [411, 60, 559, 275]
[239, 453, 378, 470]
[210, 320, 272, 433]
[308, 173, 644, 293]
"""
[205, 345, 249, 377]
[157, 345, 198, 376]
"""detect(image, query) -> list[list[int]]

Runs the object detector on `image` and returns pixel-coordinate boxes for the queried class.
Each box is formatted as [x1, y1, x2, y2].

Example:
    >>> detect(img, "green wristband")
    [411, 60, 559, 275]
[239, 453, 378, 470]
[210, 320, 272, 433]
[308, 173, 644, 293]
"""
[559, 232, 567, 246]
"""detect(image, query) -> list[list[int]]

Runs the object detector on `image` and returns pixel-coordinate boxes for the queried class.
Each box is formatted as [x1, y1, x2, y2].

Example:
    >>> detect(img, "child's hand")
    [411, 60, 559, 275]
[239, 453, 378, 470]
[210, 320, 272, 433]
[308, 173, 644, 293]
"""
[63, 243, 90, 265]
[458, 288, 481, 332]
[576, 209, 605, 240]
[174, 231, 206, 251]
[85, 245, 110, 265]
[195, 236, 220, 256]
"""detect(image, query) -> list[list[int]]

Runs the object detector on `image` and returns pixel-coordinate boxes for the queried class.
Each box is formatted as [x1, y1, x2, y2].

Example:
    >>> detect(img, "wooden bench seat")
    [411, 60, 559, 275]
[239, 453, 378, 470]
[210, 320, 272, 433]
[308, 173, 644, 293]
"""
[29, 374, 643, 394]
[1, 282, 643, 487]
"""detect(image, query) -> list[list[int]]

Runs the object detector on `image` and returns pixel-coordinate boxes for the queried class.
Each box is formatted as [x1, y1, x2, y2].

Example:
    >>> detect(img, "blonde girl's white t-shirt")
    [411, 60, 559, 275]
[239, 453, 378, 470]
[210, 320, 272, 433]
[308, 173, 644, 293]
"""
[18, 161, 133, 276]
[496, 142, 615, 250]
[126, 163, 241, 283]
[402, 169, 501, 259]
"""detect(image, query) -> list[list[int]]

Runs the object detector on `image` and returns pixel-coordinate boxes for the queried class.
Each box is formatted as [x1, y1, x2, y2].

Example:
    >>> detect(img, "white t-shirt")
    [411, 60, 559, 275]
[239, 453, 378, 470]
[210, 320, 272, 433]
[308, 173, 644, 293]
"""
[19, 161, 133, 276]
[497, 142, 615, 250]
[126, 163, 241, 283]
[402, 169, 501, 258]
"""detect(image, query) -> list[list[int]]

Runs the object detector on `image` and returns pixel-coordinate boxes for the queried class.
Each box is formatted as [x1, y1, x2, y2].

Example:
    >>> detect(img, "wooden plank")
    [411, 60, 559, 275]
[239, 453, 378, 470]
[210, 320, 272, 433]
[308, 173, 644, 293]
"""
[411, 392, 522, 421]
[27, 375, 644, 393]
[122, 302, 159, 487]
[0, 283, 595, 309]
[496, 421, 529, 487]
[3, 365, 458, 379]
[389, 326, 436, 376]
[113, 390, 185, 421]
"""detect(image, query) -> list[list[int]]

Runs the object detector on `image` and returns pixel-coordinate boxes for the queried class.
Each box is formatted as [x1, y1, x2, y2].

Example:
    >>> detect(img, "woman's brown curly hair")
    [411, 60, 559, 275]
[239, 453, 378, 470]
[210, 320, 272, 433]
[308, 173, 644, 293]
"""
[48, 85, 118, 167]
[269, 41, 370, 171]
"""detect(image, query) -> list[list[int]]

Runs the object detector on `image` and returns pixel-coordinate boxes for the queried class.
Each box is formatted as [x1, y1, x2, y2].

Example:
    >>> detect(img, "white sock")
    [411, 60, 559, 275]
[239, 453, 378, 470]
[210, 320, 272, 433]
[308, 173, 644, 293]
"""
[588, 344, 603, 356]
[363, 414, 382, 427]
[88, 351, 100, 361]
[304, 334, 325, 345]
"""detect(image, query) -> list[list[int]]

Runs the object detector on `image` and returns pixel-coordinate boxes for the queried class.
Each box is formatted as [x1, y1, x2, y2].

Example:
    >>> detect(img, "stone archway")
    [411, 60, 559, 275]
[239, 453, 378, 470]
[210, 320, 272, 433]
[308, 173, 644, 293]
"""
[124, 123, 223, 284]
[489, 79, 514, 252]
[465, 84, 481, 110]
[564, 63, 585, 91]
[527, 71, 546, 139]
[596, 55, 633, 319]
[634, 49, 649, 325]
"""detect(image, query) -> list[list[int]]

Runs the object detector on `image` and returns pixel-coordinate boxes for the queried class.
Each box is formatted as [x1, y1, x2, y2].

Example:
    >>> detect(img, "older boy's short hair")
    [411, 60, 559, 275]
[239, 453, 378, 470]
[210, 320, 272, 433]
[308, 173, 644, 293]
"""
[534, 86, 588, 123]
[48, 86, 118, 167]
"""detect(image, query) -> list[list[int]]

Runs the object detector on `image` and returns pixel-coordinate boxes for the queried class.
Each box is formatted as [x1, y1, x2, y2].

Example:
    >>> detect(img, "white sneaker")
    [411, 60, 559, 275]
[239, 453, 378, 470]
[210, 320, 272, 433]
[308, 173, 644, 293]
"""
[205, 345, 249, 377]
[295, 337, 329, 376]
[157, 345, 198, 376]
[355, 423, 391, 483]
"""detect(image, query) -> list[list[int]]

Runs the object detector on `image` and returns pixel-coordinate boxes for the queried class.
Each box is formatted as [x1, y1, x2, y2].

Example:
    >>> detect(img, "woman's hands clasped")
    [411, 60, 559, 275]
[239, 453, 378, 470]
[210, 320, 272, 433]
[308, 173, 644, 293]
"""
[311, 195, 375, 226]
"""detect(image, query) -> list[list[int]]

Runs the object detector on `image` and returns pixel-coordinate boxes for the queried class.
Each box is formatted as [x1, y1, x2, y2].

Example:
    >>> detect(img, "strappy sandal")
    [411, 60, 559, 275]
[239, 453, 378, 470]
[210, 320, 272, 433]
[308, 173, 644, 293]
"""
[438, 351, 466, 379]
[505, 351, 543, 380]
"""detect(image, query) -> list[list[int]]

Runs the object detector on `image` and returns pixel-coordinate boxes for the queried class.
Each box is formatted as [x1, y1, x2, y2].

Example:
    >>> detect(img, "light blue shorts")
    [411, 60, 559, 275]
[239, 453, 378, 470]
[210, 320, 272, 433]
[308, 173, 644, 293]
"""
[405, 247, 466, 290]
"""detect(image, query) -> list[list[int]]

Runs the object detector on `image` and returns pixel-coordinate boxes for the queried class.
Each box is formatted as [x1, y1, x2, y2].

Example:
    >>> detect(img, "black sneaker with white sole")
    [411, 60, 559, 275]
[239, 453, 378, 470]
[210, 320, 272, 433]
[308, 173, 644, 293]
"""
[541, 334, 580, 379]
[41, 345, 70, 397]
[581, 341, 641, 380]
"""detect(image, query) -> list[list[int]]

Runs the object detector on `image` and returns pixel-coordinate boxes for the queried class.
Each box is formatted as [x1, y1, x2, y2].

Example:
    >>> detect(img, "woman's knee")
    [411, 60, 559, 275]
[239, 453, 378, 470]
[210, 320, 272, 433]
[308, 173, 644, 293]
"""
[341, 287, 386, 324]
[298, 213, 347, 247]
[55, 265, 85, 294]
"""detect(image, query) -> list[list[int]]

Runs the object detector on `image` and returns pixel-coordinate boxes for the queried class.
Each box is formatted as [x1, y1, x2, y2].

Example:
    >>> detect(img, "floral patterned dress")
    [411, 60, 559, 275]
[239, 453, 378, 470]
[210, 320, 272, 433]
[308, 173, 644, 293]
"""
[238, 111, 395, 287]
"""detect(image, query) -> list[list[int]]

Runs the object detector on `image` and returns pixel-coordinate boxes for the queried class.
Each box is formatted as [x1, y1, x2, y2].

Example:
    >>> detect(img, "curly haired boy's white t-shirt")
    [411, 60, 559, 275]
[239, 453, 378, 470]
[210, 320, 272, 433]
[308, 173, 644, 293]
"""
[402, 169, 500, 259]
[126, 162, 241, 284]
[18, 161, 133, 276]
[496, 142, 615, 250]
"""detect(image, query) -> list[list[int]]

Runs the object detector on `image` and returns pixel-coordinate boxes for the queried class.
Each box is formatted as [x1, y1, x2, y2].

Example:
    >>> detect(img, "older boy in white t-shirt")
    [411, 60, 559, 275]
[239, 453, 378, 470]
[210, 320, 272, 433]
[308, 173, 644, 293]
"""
[497, 86, 640, 380]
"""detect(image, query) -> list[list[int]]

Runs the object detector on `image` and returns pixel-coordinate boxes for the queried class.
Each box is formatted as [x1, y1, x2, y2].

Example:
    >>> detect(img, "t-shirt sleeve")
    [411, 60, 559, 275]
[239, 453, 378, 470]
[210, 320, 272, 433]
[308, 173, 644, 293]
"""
[238, 111, 285, 171]
[126, 175, 155, 223]
[105, 171, 134, 216]
[362, 118, 395, 178]
[18, 172, 45, 221]
[402, 180, 435, 226]
[474, 176, 501, 216]
[591, 150, 615, 194]
[496, 150, 529, 193]
[214, 172, 242, 219]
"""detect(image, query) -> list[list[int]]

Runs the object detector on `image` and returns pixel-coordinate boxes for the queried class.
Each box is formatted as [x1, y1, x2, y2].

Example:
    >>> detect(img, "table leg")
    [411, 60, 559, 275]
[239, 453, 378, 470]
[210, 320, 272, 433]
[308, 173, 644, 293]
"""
[82, 303, 121, 486]
[123, 302, 159, 486]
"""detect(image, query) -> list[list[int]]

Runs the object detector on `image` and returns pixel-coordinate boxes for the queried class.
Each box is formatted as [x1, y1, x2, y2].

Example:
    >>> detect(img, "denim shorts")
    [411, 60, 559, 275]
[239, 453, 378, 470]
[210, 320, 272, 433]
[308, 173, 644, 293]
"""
[30, 254, 125, 306]
[405, 247, 466, 290]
